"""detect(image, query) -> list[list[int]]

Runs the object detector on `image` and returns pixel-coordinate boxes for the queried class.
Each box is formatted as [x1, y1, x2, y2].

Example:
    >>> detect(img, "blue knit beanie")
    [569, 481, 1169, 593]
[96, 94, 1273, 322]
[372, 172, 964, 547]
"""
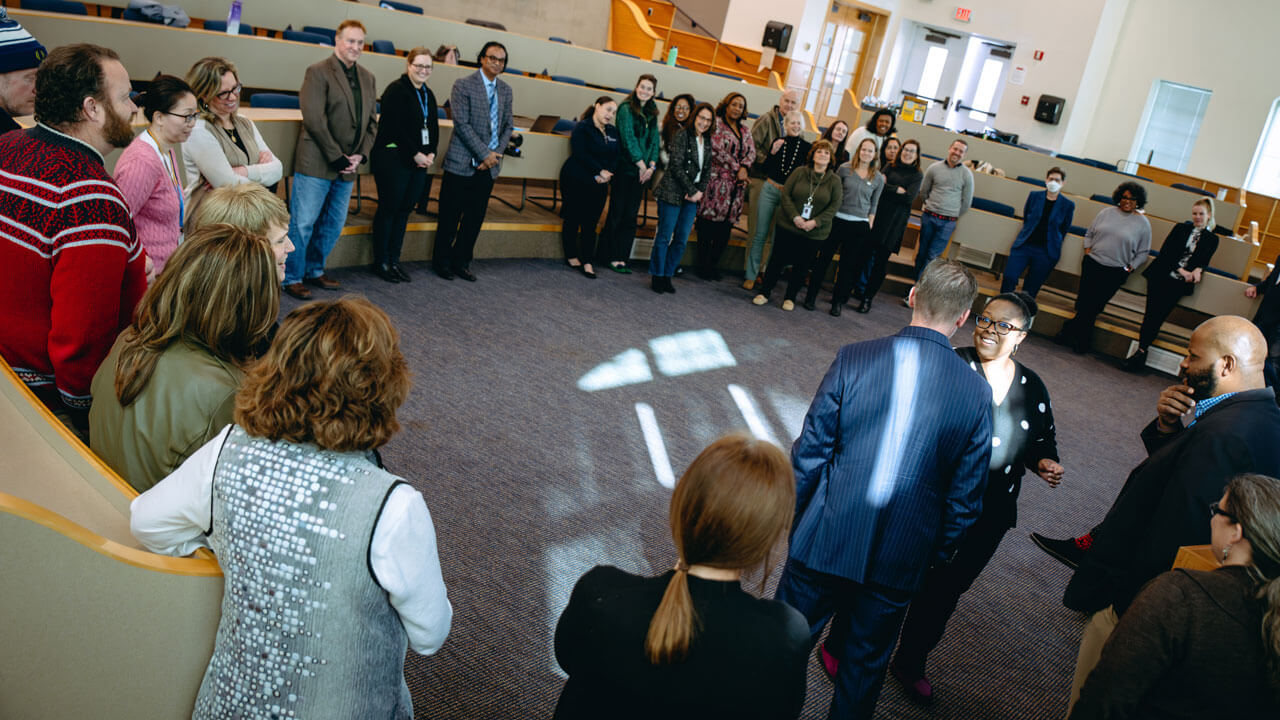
[0, 9, 47, 74]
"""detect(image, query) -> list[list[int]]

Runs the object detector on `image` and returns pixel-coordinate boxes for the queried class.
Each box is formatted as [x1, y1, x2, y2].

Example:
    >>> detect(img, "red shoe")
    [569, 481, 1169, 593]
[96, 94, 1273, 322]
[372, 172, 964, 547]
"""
[817, 643, 838, 680]
[890, 662, 935, 704]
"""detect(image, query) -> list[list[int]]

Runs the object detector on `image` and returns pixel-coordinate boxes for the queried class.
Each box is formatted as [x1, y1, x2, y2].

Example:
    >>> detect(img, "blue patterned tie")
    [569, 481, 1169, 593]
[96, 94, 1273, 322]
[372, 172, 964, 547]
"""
[487, 81, 499, 152]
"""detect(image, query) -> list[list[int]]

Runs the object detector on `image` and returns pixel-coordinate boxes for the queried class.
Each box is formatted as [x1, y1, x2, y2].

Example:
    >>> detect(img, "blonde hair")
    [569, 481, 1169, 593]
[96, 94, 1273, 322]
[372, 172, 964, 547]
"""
[185, 56, 238, 122]
[1194, 197, 1216, 230]
[189, 183, 290, 237]
[114, 224, 279, 405]
[644, 434, 794, 664]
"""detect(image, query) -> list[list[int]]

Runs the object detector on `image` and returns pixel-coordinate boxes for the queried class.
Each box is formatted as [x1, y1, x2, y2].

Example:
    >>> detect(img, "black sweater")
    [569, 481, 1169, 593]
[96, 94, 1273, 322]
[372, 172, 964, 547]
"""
[553, 566, 810, 720]
[370, 74, 438, 168]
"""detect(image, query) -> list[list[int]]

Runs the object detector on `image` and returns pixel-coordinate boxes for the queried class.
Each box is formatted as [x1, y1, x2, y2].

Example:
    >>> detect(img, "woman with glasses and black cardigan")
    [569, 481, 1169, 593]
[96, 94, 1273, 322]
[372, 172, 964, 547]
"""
[369, 47, 440, 283]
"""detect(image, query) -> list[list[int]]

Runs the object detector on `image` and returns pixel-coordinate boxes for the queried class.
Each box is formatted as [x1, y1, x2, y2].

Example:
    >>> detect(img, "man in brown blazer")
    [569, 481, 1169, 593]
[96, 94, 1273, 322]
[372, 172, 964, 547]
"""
[282, 19, 377, 299]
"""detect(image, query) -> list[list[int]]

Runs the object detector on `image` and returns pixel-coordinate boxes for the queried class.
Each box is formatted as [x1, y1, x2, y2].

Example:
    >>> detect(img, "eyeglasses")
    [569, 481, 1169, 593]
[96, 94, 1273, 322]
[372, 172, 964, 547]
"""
[1209, 502, 1238, 523]
[162, 110, 200, 124]
[215, 84, 242, 100]
[410, 63, 432, 71]
[1118, 195, 1137, 202]
[975, 315, 1024, 335]
[483, 54, 507, 65]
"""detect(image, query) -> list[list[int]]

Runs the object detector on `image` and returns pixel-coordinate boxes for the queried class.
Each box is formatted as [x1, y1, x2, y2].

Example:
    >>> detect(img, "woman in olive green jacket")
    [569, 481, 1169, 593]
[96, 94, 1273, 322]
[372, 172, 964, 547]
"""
[752, 140, 842, 310]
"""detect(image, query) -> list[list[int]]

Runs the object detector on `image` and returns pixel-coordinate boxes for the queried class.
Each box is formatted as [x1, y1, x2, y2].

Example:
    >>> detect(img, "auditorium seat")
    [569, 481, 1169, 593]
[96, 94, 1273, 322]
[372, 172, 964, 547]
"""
[466, 18, 507, 31]
[1091, 160, 1119, 172]
[549, 36, 571, 44]
[370, 39, 396, 55]
[1069, 225, 1087, 236]
[550, 75, 586, 86]
[971, 197, 1017, 217]
[553, 118, 576, 135]
[203, 19, 256, 35]
[603, 49, 639, 59]
[20, 0, 87, 15]
[379, 0, 424, 13]
[302, 25, 337, 43]
[1091, 193, 1113, 204]
[1016, 175, 1046, 187]
[1056, 152, 1086, 164]
[282, 29, 332, 46]
[249, 92, 300, 109]
[708, 70, 738, 80]
[121, 7, 146, 22]
[1171, 182, 1214, 196]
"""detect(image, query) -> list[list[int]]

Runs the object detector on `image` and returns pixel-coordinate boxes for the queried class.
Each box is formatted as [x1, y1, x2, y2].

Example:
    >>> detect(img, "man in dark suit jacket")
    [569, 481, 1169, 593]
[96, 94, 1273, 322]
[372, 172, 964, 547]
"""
[1001, 166, 1075, 298]
[432, 40, 514, 281]
[777, 258, 993, 720]
[282, 19, 377, 300]
[1245, 257, 1280, 389]
[1061, 315, 1280, 712]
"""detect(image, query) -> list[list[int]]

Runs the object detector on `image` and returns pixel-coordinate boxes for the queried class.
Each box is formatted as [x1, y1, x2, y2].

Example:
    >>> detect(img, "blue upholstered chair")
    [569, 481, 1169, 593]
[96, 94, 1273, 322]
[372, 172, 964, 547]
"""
[203, 20, 256, 35]
[249, 93, 300, 110]
[370, 40, 396, 55]
[379, 0, 424, 13]
[282, 30, 332, 46]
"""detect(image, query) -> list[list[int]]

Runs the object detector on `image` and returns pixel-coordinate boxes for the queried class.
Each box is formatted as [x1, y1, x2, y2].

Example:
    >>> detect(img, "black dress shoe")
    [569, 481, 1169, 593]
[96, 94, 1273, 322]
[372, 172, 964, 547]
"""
[1123, 349, 1147, 372]
[1030, 532, 1085, 570]
[664, 276, 676, 294]
[651, 277, 664, 293]
[829, 303, 842, 317]
[580, 264, 597, 279]
[434, 266, 455, 281]
[455, 267, 477, 282]
[390, 263, 412, 282]
[374, 264, 400, 283]
[856, 298, 872, 314]
[802, 298, 816, 311]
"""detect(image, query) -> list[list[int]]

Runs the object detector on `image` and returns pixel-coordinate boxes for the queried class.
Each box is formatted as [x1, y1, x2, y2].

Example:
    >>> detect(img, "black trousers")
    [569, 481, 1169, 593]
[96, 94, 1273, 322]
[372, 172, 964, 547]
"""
[809, 217, 873, 306]
[600, 171, 644, 264]
[370, 150, 429, 267]
[891, 508, 1011, 677]
[433, 170, 494, 271]
[758, 226, 820, 301]
[1259, 321, 1280, 391]
[1138, 277, 1190, 350]
[413, 173, 435, 213]
[559, 175, 609, 263]
[694, 218, 733, 278]
[1059, 256, 1130, 351]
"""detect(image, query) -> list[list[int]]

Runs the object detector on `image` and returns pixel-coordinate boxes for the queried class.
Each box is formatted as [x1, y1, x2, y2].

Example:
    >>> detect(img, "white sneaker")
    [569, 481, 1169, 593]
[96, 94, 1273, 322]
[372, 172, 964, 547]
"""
[752, 294, 768, 305]
[782, 300, 795, 311]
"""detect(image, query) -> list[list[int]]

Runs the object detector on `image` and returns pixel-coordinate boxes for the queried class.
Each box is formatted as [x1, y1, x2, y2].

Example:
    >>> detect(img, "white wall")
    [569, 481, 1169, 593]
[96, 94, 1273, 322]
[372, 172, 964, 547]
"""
[869, 0, 1109, 150]
[720, 0, 806, 56]
[391, 0, 610, 48]
[1080, 0, 1280, 185]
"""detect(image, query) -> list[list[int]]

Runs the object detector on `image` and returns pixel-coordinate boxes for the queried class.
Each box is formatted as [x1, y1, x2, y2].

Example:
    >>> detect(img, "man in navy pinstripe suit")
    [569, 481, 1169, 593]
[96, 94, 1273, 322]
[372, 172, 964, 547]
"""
[777, 259, 993, 720]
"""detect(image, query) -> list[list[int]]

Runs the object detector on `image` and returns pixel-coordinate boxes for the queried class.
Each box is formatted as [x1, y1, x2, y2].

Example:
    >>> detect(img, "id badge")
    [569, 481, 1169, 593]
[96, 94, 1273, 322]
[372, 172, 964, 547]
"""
[801, 199, 814, 220]
[421, 128, 431, 145]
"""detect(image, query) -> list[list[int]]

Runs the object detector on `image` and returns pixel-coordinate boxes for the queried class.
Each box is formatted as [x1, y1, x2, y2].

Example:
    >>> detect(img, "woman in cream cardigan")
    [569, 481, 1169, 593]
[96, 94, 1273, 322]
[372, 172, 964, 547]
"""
[182, 57, 283, 214]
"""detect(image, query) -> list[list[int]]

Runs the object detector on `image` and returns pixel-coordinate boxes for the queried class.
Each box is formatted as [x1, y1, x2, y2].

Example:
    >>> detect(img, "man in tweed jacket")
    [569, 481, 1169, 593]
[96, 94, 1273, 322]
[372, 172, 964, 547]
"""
[432, 40, 514, 282]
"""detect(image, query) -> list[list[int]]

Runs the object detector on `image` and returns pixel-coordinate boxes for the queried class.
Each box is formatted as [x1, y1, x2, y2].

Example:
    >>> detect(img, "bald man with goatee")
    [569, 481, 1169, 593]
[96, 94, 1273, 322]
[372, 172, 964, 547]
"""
[1061, 315, 1280, 711]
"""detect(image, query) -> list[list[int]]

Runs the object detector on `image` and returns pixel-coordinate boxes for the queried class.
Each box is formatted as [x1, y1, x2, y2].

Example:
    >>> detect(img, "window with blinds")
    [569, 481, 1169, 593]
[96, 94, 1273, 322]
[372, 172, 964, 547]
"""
[1132, 80, 1212, 172]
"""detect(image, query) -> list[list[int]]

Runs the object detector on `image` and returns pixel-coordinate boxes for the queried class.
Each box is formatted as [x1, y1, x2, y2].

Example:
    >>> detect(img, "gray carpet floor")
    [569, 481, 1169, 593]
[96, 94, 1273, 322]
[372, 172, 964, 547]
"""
[281, 258, 1171, 719]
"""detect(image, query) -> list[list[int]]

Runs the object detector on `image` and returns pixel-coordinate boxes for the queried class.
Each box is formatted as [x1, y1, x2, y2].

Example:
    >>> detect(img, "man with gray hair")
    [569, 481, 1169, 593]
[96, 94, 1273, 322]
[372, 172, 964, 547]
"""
[743, 88, 801, 287]
[777, 258, 993, 720]
[0, 9, 46, 135]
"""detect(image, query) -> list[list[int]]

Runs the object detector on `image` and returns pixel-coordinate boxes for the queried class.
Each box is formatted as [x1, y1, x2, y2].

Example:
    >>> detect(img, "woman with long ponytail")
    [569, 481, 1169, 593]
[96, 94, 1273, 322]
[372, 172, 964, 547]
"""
[1069, 473, 1280, 718]
[553, 433, 809, 718]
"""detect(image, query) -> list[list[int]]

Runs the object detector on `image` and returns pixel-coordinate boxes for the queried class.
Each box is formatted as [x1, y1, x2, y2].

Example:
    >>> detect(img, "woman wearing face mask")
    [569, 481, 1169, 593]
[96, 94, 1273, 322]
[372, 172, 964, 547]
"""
[839, 139, 924, 314]
[821, 120, 851, 167]
[369, 47, 439, 283]
[1125, 197, 1220, 372]
[744, 110, 810, 292]
[693, 92, 756, 281]
[649, 103, 714, 294]
[1068, 473, 1280, 719]
[806, 137, 882, 314]
[600, 74, 660, 274]
[1001, 167, 1076, 299]
[751, 140, 842, 310]
[114, 75, 199, 274]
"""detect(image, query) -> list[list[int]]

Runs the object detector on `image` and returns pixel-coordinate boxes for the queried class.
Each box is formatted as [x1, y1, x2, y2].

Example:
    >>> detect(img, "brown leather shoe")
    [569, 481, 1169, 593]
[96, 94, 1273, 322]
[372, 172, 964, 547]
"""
[283, 283, 312, 300]
[304, 274, 341, 290]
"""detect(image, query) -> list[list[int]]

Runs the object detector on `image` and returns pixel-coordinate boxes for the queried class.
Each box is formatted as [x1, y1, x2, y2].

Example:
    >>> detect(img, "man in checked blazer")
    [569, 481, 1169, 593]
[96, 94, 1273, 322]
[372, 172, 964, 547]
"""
[776, 258, 992, 720]
[432, 40, 514, 282]
[283, 19, 377, 300]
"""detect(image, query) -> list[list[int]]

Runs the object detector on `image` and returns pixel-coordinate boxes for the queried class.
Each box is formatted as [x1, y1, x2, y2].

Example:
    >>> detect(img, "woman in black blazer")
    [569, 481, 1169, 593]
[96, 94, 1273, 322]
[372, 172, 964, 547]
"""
[558, 96, 621, 279]
[1127, 197, 1220, 370]
[370, 47, 439, 283]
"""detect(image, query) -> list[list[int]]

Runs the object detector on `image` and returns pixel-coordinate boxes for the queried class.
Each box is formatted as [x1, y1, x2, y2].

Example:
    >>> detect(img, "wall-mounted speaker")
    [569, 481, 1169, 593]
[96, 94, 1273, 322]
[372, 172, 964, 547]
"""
[1035, 95, 1065, 125]
[762, 21, 792, 54]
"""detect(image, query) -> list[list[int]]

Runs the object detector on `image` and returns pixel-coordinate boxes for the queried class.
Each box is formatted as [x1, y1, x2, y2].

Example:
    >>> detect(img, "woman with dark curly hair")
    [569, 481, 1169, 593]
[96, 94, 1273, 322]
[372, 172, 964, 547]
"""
[1055, 181, 1152, 353]
[847, 108, 896, 155]
[1068, 473, 1280, 718]
[693, 92, 755, 280]
[131, 296, 452, 720]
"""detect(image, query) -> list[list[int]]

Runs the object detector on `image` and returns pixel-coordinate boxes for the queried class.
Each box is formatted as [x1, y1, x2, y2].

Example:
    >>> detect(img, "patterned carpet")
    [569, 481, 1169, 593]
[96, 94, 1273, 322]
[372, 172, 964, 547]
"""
[280, 257, 1171, 719]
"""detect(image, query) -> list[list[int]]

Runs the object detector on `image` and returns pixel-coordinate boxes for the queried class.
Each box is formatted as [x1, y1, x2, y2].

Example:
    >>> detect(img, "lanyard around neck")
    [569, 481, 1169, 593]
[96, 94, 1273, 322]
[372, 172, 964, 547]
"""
[146, 128, 185, 230]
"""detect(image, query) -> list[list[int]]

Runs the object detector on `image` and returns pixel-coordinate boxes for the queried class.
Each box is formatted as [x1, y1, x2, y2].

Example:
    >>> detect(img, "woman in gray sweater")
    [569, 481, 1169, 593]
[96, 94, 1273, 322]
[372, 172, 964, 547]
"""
[804, 137, 884, 314]
[1069, 473, 1280, 719]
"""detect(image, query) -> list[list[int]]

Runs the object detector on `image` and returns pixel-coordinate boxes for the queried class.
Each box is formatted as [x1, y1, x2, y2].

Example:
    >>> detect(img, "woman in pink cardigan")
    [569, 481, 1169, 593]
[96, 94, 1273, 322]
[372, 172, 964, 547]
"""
[114, 75, 198, 274]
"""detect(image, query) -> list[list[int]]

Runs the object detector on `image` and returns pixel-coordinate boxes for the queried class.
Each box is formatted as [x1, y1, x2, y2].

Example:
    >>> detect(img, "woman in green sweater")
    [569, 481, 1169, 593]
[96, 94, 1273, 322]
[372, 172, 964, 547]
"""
[601, 74, 661, 273]
[752, 140, 842, 310]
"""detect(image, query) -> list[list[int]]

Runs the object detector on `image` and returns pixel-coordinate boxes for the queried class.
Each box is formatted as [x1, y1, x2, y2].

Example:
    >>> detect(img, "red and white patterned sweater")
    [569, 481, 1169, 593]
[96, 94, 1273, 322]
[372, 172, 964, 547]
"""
[0, 125, 146, 411]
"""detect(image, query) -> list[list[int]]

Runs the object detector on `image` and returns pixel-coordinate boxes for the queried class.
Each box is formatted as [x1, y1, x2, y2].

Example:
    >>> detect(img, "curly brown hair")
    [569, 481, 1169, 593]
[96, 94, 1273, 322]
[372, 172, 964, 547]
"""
[235, 297, 409, 452]
[34, 44, 121, 129]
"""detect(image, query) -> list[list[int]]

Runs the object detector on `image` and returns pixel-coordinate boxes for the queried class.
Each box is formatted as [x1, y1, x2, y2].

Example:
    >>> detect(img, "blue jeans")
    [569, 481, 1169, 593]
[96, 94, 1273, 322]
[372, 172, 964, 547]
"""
[913, 212, 957, 279]
[745, 181, 781, 281]
[1001, 243, 1056, 297]
[284, 172, 354, 285]
[649, 199, 698, 277]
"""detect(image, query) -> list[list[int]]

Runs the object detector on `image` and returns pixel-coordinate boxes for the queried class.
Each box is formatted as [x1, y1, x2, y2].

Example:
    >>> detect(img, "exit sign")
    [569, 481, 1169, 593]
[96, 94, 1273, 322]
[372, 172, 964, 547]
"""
[955, 7, 972, 22]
